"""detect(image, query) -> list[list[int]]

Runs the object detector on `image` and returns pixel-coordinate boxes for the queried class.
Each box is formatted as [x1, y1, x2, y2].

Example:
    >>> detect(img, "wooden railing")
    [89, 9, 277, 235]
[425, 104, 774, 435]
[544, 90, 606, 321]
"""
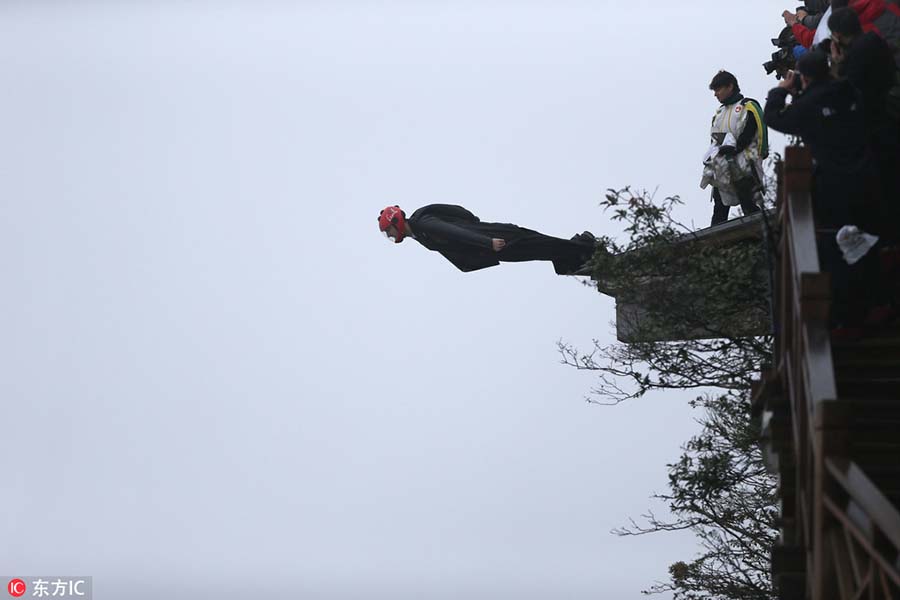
[753, 147, 900, 600]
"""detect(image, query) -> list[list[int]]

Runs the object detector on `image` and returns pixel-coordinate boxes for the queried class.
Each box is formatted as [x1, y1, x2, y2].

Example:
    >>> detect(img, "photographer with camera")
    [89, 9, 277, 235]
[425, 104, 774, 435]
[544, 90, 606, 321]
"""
[764, 51, 880, 330]
[765, 51, 867, 226]
[706, 71, 767, 226]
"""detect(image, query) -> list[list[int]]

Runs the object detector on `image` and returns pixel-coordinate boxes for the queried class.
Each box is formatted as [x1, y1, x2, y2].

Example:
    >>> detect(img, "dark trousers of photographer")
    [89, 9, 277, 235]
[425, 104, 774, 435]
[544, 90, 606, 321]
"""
[813, 168, 885, 328]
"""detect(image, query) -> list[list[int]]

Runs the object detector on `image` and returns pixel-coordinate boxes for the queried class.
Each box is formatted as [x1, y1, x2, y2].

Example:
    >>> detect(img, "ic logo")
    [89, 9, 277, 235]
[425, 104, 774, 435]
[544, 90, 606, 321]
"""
[7, 579, 26, 598]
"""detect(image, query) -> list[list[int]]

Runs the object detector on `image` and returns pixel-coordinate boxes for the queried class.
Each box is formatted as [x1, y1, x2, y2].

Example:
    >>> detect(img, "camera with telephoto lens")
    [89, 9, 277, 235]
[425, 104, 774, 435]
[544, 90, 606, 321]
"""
[763, 26, 798, 79]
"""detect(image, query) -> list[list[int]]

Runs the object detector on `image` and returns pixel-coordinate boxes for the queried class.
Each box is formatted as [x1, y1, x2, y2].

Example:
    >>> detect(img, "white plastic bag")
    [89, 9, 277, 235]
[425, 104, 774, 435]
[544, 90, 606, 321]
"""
[836, 225, 879, 265]
[700, 134, 741, 205]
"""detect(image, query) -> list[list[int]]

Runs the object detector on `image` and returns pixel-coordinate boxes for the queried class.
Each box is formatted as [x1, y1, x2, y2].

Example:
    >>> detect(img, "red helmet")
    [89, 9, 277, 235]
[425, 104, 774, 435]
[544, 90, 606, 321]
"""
[378, 205, 407, 243]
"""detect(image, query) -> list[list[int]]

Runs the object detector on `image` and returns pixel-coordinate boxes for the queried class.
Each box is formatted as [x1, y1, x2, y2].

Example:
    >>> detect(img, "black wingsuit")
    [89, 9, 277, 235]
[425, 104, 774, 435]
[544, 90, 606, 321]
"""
[406, 204, 595, 274]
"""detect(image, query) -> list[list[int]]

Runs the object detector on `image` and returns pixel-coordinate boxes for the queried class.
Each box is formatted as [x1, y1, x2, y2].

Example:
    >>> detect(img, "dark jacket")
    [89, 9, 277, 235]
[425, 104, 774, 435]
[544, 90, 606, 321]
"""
[765, 80, 870, 227]
[764, 79, 867, 174]
[800, 0, 830, 30]
[406, 204, 501, 272]
[840, 31, 898, 134]
[801, 12, 825, 30]
[763, 81, 867, 173]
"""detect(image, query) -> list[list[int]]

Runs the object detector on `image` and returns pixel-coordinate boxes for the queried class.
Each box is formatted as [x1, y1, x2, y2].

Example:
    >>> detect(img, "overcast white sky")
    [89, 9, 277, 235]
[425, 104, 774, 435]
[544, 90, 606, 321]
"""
[2, 2, 789, 598]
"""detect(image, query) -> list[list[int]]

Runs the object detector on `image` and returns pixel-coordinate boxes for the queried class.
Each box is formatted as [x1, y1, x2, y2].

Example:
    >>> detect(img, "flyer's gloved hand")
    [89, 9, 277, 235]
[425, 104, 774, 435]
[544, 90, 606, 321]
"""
[718, 145, 738, 157]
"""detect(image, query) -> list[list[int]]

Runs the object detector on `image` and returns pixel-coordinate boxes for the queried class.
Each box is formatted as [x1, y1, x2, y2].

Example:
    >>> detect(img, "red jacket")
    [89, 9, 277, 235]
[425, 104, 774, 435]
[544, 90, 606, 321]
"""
[791, 0, 898, 47]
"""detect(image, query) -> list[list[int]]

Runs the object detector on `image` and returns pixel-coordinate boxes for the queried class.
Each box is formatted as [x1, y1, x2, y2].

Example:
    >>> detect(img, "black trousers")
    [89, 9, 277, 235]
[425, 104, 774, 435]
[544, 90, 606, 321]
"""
[711, 178, 761, 226]
[813, 169, 886, 326]
[493, 229, 595, 274]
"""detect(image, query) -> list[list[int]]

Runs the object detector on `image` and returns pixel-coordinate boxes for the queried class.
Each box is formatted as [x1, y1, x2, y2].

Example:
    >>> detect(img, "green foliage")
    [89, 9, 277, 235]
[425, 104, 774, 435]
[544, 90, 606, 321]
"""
[562, 187, 778, 600]
[561, 188, 773, 404]
[596, 187, 772, 342]
[635, 393, 778, 600]
[609, 390, 778, 600]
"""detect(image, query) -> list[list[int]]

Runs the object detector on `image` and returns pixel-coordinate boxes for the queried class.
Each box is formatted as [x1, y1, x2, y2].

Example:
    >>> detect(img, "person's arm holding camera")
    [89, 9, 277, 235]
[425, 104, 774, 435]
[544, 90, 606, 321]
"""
[800, 10, 824, 29]
[830, 38, 846, 65]
[783, 5, 812, 28]
[779, 70, 799, 92]
[763, 71, 808, 136]
[798, 0, 826, 27]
